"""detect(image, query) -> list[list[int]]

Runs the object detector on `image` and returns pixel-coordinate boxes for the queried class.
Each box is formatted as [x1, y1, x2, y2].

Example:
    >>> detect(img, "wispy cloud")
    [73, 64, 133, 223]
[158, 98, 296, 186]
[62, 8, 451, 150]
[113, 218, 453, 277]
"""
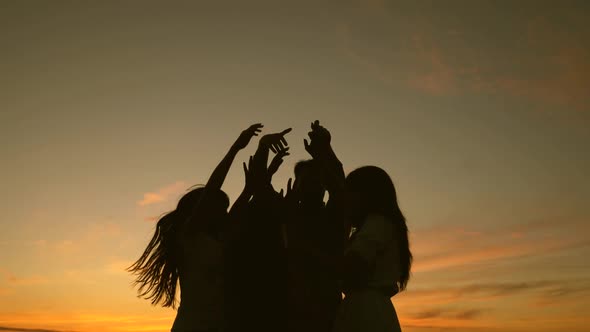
[337, 2, 590, 114]
[137, 181, 187, 206]
[0, 269, 49, 286]
[0, 327, 75, 332]
[402, 281, 551, 304]
[496, 46, 590, 112]
[413, 238, 587, 273]
[406, 33, 458, 95]
[388, 209, 590, 331]
[410, 308, 486, 320]
[410, 213, 590, 273]
[395, 279, 590, 330]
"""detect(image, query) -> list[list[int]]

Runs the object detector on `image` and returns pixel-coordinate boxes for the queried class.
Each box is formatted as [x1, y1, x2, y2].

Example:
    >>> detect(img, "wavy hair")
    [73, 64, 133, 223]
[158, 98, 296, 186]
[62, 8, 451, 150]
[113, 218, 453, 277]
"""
[345, 166, 412, 291]
[127, 186, 206, 308]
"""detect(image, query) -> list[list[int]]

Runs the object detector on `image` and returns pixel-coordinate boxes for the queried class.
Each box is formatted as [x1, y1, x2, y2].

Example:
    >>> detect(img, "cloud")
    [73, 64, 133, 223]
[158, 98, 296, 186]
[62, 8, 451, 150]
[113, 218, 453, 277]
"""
[405, 33, 457, 95]
[409, 213, 590, 273]
[412, 309, 444, 320]
[457, 281, 555, 297]
[410, 308, 486, 320]
[335, 3, 475, 96]
[530, 282, 590, 308]
[395, 211, 589, 331]
[496, 46, 590, 112]
[144, 215, 162, 223]
[454, 309, 484, 320]
[0, 269, 49, 286]
[393, 279, 589, 330]
[405, 281, 540, 303]
[399, 279, 590, 308]
[0, 327, 75, 332]
[337, 2, 590, 113]
[137, 181, 187, 206]
[412, 238, 586, 273]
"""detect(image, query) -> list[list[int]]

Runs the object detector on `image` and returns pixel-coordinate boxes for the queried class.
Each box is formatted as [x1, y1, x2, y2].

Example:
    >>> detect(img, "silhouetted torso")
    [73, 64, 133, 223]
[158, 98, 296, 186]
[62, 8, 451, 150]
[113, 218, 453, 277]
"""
[225, 195, 287, 332]
[287, 202, 343, 332]
[333, 214, 402, 332]
[173, 231, 224, 332]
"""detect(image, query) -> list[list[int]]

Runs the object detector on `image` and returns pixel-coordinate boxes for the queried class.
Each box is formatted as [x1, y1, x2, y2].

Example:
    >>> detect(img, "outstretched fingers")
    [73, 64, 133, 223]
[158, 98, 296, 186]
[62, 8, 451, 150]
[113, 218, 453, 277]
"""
[248, 123, 263, 136]
[250, 123, 263, 130]
[277, 146, 290, 156]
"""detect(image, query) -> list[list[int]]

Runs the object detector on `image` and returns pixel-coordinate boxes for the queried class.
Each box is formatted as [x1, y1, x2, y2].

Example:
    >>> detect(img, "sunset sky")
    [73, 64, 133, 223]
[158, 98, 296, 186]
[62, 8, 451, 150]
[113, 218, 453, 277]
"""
[1, 1, 589, 331]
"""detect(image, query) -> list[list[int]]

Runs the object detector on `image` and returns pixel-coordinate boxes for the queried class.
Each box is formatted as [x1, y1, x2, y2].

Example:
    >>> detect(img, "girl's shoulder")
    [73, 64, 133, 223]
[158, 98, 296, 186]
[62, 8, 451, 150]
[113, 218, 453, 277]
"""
[350, 214, 394, 243]
[362, 214, 393, 232]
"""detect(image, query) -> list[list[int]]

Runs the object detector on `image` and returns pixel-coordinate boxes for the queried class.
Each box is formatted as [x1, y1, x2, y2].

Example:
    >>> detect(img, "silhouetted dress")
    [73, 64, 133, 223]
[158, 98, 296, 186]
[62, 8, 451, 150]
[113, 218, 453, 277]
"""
[172, 230, 224, 332]
[333, 214, 402, 332]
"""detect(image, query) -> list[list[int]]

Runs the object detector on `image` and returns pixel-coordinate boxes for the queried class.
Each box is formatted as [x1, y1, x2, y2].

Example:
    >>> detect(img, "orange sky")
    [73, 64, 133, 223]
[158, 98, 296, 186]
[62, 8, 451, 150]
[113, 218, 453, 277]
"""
[1, 1, 589, 331]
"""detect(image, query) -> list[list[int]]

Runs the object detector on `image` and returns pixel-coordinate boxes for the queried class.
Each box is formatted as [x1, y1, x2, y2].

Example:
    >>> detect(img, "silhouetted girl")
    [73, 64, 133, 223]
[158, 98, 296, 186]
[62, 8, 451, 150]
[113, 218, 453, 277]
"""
[128, 124, 264, 332]
[225, 128, 292, 332]
[333, 166, 412, 332]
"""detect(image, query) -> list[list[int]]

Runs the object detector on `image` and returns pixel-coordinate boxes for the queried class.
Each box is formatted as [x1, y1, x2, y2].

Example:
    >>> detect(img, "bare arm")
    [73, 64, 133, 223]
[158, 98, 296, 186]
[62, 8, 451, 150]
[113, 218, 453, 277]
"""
[251, 128, 291, 197]
[252, 128, 291, 178]
[185, 124, 262, 232]
[206, 124, 263, 190]
[229, 157, 255, 218]
[227, 140, 290, 236]
[304, 120, 345, 198]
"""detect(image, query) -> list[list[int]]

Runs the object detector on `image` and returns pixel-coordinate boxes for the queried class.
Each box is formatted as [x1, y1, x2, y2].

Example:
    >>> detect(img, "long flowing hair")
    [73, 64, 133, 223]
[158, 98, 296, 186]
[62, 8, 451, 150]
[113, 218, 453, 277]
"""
[345, 166, 412, 291]
[127, 186, 205, 308]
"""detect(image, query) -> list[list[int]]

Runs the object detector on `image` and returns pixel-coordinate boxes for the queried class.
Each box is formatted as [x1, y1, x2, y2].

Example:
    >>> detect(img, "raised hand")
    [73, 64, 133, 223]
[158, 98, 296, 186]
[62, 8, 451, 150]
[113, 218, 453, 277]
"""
[310, 120, 331, 144]
[267, 146, 290, 179]
[279, 177, 298, 208]
[304, 120, 331, 158]
[259, 128, 292, 153]
[232, 123, 264, 151]
[242, 155, 256, 194]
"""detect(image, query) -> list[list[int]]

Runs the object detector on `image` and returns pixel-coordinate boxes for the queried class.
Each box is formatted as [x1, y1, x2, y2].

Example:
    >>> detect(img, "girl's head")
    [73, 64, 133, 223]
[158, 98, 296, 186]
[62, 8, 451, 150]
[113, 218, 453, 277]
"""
[128, 185, 229, 308]
[177, 186, 230, 223]
[293, 159, 326, 204]
[345, 166, 399, 226]
[344, 166, 413, 291]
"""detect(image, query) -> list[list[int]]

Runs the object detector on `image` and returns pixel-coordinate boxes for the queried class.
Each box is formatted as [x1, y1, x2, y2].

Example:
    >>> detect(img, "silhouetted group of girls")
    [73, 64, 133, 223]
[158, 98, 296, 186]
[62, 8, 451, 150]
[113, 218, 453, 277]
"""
[128, 121, 413, 332]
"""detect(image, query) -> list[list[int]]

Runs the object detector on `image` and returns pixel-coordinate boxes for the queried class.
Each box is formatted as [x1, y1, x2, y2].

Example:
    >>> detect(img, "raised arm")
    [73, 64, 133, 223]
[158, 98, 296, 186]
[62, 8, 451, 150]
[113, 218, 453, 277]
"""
[229, 156, 255, 218]
[251, 128, 292, 196]
[206, 123, 263, 190]
[185, 124, 262, 232]
[252, 128, 291, 175]
[304, 120, 345, 197]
